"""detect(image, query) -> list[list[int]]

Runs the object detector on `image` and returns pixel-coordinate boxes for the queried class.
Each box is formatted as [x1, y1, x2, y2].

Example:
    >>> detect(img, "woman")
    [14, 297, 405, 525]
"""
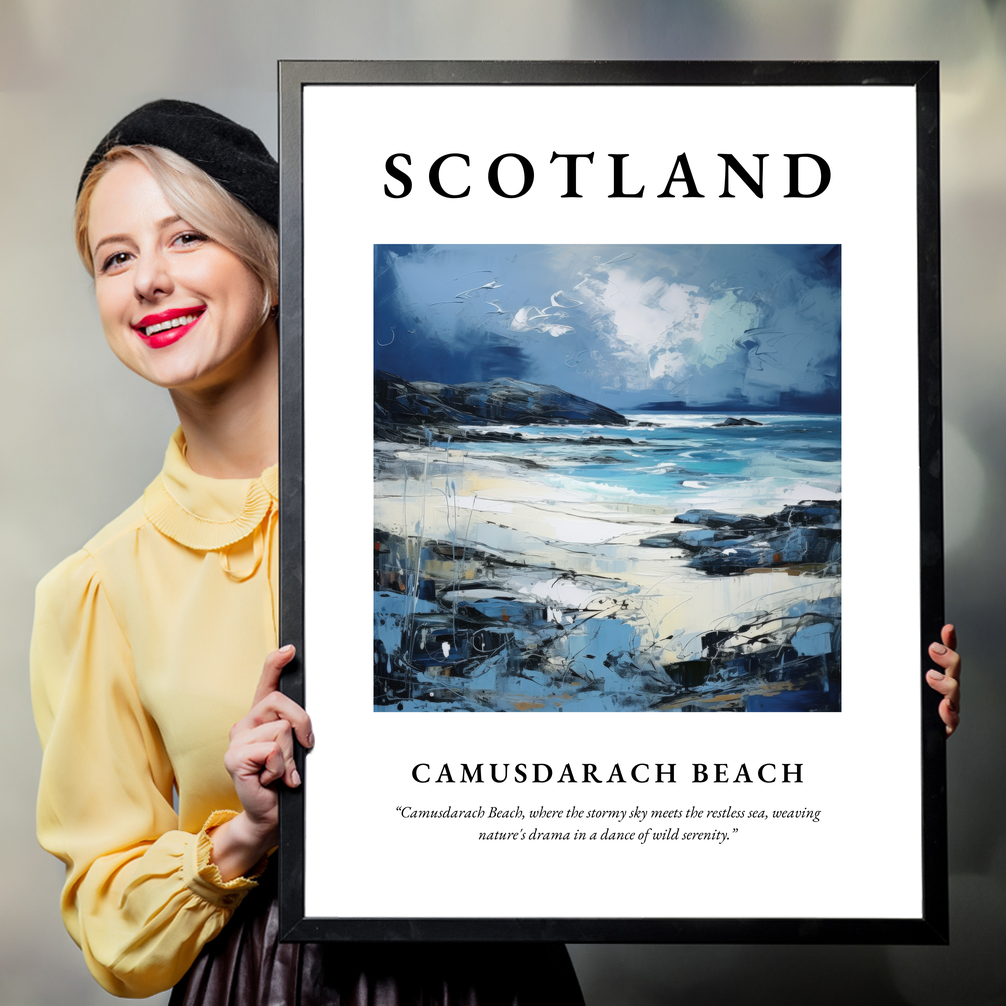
[31, 99, 586, 1003]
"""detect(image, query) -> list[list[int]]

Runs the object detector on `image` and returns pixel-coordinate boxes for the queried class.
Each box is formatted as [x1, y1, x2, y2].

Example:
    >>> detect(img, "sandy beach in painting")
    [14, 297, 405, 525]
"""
[373, 414, 841, 712]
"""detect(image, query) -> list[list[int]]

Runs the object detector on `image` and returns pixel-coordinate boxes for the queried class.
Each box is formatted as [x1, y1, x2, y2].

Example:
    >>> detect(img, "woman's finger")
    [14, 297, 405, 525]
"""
[941, 623, 957, 653]
[925, 668, 959, 704]
[928, 641, 961, 681]
[244, 690, 314, 749]
[256, 742, 287, 787]
[233, 718, 301, 788]
[224, 738, 287, 787]
[939, 697, 961, 737]
[252, 644, 296, 707]
[926, 667, 960, 737]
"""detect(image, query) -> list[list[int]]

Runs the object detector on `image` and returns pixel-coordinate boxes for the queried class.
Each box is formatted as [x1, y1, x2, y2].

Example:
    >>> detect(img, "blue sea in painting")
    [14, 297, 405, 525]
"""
[424, 412, 840, 511]
[373, 244, 841, 712]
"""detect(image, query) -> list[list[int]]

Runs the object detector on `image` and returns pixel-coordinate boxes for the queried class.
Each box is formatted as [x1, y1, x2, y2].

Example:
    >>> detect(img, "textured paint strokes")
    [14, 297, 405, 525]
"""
[374, 245, 841, 711]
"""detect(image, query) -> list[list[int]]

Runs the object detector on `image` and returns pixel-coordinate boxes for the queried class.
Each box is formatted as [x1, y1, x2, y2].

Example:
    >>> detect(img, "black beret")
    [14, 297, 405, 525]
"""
[78, 99, 278, 228]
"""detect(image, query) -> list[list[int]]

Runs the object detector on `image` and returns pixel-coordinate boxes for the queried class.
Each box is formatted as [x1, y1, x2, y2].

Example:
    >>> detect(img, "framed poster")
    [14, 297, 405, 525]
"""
[277, 61, 946, 943]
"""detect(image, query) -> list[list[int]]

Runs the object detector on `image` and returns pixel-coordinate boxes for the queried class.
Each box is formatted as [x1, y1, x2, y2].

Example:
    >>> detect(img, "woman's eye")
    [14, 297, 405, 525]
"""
[173, 231, 208, 248]
[101, 251, 132, 273]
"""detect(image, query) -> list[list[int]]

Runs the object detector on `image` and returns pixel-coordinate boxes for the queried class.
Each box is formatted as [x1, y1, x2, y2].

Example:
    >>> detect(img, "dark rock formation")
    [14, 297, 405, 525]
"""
[670, 509, 772, 531]
[712, 417, 764, 427]
[663, 600, 841, 709]
[375, 371, 628, 434]
[640, 500, 841, 575]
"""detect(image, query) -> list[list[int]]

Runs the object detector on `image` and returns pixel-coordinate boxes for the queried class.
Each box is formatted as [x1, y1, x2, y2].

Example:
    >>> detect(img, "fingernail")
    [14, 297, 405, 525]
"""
[928, 670, 944, 679]
[307, 732, 315, 748]
[280, 644, 295, 654]
[931, 643, 947, 655]
[292, 768, 301, 787]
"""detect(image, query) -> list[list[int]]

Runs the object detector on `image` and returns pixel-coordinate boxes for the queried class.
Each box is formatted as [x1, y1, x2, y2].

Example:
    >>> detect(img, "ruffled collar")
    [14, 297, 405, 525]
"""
[143, 428, 278, 551]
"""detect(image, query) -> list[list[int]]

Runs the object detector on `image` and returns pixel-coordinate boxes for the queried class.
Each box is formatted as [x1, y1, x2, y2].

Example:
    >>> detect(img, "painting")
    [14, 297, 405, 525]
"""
[373, 244, 842, 712]
[285, 60, 945, 943]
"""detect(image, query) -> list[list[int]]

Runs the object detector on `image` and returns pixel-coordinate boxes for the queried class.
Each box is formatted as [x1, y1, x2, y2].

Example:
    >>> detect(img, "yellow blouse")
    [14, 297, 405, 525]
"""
[31, 428, 279, 998]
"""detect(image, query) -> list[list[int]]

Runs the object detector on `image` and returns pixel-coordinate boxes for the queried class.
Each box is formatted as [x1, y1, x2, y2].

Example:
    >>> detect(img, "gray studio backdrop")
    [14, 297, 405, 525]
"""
[2, 2, 1003, 1004]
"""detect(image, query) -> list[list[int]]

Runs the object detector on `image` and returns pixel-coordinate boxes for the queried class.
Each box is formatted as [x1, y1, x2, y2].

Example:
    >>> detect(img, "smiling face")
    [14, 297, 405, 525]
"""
[87, 158, 272, 393]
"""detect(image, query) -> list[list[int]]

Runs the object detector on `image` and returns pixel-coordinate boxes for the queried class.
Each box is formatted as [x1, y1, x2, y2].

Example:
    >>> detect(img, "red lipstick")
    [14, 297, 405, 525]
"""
[132, 306, 205, 349]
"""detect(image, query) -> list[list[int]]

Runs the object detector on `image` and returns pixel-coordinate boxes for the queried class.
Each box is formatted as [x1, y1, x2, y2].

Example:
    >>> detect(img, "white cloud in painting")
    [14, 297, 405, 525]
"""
[550, 290, 582, 309]
[572, 263, 762, 390]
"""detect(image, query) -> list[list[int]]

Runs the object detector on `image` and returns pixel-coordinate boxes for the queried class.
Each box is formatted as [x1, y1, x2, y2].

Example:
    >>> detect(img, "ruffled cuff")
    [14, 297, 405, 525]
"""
[182, 810, 269, 910]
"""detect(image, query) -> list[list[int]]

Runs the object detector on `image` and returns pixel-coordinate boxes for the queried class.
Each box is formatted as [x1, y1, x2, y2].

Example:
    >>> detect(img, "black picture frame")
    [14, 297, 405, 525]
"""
[277, 60, 945, 944]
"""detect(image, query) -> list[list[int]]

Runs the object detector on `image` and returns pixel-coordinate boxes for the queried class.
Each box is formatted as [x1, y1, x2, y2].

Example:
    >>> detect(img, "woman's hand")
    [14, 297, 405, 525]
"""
[209, 645, 314, 881]
[926, 624, 961, 738]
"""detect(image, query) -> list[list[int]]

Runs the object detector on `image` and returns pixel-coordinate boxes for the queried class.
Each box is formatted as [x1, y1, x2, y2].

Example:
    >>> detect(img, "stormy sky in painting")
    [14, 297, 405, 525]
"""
[374, 244, 841, 413]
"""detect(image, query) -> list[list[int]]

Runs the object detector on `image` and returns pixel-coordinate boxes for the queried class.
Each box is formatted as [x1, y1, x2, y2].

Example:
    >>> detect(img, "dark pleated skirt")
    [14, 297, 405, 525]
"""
[169, 869, 584, 1006]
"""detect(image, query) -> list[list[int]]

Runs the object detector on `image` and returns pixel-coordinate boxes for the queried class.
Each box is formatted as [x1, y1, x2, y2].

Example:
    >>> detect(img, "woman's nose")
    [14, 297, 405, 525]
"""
[133, 249, 173, 302]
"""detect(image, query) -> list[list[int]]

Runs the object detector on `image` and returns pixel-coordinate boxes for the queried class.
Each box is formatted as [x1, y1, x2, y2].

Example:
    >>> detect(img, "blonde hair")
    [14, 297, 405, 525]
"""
[75, 145, 278, 322]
